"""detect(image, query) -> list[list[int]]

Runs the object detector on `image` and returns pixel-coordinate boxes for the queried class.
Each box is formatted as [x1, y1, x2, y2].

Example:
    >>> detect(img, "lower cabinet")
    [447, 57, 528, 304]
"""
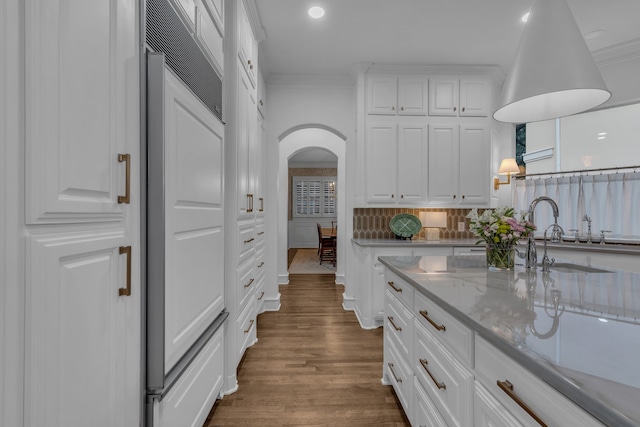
[152, 326, 225, 427]
[383, 268, 607, 427]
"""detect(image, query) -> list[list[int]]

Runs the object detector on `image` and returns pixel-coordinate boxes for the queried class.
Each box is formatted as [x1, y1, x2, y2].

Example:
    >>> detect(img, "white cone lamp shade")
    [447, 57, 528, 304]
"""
[494, 0, 611, 123]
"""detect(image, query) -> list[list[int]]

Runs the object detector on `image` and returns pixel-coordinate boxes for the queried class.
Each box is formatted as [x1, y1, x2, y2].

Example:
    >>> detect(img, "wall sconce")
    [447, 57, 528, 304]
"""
[419, 211, 448, 241]
[494, 158, 520, 190]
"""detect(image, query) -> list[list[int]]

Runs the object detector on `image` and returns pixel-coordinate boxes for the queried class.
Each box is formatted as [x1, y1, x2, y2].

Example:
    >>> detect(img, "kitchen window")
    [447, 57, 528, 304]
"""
[293, 176, 336, 217]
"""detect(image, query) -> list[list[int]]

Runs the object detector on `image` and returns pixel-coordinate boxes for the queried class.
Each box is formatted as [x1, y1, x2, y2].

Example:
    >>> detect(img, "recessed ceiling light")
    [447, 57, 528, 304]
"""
[584, 30, 605, 40]
[308, 6, 325, 19]
[521, 12, 529, 22]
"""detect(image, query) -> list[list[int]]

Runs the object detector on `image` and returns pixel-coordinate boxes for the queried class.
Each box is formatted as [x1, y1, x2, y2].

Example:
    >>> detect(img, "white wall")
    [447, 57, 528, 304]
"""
[263, 74, 355, 299]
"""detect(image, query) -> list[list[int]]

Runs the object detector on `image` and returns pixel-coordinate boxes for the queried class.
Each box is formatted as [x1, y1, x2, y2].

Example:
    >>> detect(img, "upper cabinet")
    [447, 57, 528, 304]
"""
[367, 76, 428, 116]
[427, 124, 491, 206]
[237, 0, 257, 87]
[429, 77, 491, 117]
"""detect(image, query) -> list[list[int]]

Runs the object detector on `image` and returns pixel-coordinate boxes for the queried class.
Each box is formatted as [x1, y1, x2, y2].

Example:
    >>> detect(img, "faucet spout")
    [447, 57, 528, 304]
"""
[526, 196, 561, 269]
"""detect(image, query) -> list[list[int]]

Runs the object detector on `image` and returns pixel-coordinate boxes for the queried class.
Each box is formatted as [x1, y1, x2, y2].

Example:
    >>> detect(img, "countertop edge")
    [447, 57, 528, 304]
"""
[353, 237, 640, 255]
[378, 256, 637, 427]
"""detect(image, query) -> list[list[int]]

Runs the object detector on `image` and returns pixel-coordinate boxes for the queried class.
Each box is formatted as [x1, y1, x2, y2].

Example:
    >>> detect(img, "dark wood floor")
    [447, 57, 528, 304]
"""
[204, 273, 410, 427]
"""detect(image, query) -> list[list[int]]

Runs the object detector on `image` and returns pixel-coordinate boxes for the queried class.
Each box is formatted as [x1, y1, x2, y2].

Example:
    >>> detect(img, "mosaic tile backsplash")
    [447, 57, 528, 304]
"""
[353, 208, 479, 240]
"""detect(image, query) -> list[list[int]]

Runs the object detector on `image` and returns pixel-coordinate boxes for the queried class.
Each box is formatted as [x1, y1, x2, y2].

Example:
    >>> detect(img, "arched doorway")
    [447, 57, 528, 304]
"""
[277, 126, 346, 285]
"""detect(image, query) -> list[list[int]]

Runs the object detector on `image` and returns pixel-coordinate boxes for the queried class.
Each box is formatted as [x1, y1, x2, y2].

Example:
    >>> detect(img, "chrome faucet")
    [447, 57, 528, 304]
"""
[526, 196, 562, 269]
[582, 214, 592, 244]
[541, 223, 564, 272]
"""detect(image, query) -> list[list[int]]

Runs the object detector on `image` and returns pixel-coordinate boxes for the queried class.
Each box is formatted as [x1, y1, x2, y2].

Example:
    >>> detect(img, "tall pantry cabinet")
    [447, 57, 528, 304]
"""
[22, 0, 141, 426]
[223, 0, 267, 393]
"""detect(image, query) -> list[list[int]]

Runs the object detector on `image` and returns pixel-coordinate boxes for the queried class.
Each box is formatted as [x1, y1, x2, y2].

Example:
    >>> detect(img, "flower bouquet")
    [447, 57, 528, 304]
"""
[467, 207, 536, 270]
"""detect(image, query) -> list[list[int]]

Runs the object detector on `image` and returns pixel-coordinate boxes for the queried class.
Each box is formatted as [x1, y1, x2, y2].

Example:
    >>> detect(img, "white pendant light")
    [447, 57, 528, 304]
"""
[493, 0, 611, 123]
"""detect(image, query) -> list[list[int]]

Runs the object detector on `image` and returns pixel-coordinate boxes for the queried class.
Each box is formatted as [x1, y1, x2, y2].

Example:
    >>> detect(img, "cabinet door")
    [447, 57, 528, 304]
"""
[398, 124, 428, 203]
[366, 76, 398, 115]
[459, 125, 490, 205]
[460, 79, 490, 117]
[26, 230, 136, 427]
[428, 124, 459, 204]
[237, 64, 252, 217]
[24, 1, 140, 425]
[163, 70, 225, 372]
[366, 123, 397, 202]
[429, 78, 459, 116]
[398, 77, 428, 116]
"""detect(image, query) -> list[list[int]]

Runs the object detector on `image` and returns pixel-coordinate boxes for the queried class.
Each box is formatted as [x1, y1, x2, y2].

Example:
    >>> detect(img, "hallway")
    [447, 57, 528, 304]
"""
[204, 274, 410, 426]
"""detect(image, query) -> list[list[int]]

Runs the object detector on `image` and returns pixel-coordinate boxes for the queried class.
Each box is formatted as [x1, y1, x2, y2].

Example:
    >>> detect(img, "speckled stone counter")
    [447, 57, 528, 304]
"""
[379, 255, 640, 427]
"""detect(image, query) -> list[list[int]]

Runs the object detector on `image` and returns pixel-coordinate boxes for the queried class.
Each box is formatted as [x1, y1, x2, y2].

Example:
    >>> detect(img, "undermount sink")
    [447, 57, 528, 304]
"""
[538, 262, 612, 273]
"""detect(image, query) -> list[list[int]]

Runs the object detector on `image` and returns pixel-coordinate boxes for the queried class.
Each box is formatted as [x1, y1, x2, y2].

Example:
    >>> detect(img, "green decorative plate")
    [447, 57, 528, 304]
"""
[389, 213, 422, 238]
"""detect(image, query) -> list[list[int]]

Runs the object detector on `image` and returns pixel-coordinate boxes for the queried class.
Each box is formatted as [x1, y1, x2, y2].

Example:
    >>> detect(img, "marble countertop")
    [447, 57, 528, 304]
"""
[379, 255, 640, 427]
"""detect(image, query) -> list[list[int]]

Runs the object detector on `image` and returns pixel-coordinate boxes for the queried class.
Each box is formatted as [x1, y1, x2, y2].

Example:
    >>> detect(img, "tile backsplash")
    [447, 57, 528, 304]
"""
[353, 208, 478, 240]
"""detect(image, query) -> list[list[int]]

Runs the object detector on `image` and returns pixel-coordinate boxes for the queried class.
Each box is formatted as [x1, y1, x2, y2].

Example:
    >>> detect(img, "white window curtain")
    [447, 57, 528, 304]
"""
[293, 176, 337, 217]
[514, 169, 640, 238]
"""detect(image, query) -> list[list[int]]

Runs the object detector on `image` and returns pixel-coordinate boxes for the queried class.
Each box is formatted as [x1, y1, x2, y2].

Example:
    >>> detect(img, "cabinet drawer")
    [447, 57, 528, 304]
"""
[474, 382, 523, 427]
[237, 299, 256, 361]
[414, 377, 448, 427]
[453, 246, 486, 256]
[385, 270, 414, 311]
[475, 336, 606, 427]
[414, 321, 473, 427]
[255, 220, 265, 250]
[385, 289, 413, 361]
[237, 258, 255, 313]
[384, 337, 413, 415]
[237, 221, 255, 263]
[414, 290, 474, 367]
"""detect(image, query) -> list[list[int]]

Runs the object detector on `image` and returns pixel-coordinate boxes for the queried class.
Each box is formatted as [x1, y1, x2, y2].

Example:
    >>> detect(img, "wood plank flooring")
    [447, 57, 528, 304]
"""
[204, 274, 410, 427]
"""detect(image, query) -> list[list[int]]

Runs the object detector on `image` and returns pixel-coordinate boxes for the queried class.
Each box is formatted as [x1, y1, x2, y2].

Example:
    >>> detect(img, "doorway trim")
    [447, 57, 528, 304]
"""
[277, 125, 346, 285]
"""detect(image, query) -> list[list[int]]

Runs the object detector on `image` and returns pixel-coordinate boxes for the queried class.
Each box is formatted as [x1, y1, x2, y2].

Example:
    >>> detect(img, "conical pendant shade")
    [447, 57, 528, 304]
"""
[493, 0, 611, 123]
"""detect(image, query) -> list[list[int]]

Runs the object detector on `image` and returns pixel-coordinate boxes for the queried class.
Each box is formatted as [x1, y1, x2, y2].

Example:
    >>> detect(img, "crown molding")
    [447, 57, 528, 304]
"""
[593, 38, 640, 67]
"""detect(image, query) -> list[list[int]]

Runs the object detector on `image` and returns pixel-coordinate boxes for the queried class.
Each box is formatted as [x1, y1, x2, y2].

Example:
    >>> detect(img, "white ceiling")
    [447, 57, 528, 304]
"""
[254, 0, 640, 76]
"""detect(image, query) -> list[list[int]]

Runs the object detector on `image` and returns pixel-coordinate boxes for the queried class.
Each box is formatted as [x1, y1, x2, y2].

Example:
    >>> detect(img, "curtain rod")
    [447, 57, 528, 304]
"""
[515, 164, 640, 179]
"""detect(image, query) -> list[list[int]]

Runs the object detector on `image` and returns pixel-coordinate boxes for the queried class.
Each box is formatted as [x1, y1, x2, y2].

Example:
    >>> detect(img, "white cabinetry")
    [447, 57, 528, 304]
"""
[367, 76, 428, 116]
[357, 69, 497, 208]
[365, 123, 428, 204]
[382, 266, 608, 427]
[23, 0, 140, 425]
[428, 124, 490, 206]
[474, 336, 605, 427]
[429, 78, 491, 117]
[224, 0, 265, 393]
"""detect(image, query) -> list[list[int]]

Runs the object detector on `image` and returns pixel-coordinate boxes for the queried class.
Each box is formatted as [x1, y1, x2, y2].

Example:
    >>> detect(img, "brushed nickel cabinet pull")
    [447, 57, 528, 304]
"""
[259, 197, 264, 212]
[387, 281, 402, 293]
[388, 363, 402, 383]
[257, 231, 265, 236]
[387, 316, 402, 331]
[244, 319, 254, 334]
[391, 106, 395, 111]
[117, 154, 131, 204]
[462, 195, 465, 199]
[497, 380, 548, 427]
[453, 194, 456, 199]
[420, 358, 446, 390]
[391, 194, 394, 198]
[118, 246, 132, 296]
[244, 278, 254, 288]
[400, 106, 404, 111]
[258, 291, 265, 301]
[400, 194, 404, 199]
[258, 261, 264, 268]
[244, 238, 255, 244]
[453, 106, 457, 112]
[246, 194, 254, 212]
[462, 106, 466, 112]
[419, 310, 446, 331]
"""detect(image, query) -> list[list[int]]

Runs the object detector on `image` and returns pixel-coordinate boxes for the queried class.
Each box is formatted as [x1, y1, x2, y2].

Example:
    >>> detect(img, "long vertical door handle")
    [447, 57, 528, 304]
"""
[118, 153, 131, 204]
[119, 246, 132, 296]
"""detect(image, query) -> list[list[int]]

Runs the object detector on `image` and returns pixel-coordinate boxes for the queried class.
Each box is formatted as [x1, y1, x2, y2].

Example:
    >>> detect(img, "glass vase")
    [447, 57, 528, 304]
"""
[485, 244, 515, 271]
